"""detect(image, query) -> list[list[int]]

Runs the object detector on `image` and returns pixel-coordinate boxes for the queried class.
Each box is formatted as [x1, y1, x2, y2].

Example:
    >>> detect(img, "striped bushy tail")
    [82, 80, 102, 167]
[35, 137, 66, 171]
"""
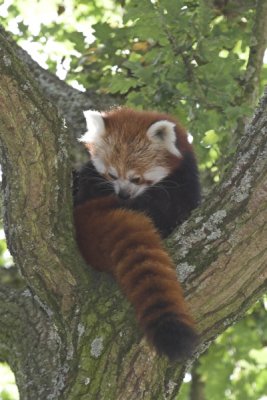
[110, 219, 198, 361]
[74, 197, 198, 361]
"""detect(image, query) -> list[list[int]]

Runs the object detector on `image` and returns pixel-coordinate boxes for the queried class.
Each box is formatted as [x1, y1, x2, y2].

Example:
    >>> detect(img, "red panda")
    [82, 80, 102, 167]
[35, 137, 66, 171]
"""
[73, 108, 200, 360]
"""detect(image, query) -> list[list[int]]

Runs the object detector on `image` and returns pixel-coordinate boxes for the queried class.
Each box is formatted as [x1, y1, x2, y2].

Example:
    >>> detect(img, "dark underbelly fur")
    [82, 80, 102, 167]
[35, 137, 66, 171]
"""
[73, 152, 201, 238]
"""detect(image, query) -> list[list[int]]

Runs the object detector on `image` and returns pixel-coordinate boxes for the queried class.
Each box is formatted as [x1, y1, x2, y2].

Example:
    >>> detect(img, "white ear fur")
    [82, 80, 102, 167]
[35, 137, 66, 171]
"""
[79, 110, 105, 143]
[147, 120, 181, 157]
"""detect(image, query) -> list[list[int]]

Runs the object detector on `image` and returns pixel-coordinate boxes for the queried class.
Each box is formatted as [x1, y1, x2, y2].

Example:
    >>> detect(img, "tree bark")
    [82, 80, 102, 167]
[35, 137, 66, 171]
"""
[0, 26, 266, 400]
[0, 285, 68, 399]
[0, 27, 119, 136]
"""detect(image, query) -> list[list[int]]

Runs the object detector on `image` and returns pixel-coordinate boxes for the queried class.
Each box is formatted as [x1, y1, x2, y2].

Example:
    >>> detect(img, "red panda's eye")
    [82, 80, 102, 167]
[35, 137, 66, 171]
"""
[144, 179, 153, 185]
[130, 177, 141, 184]
[108, 172, 117, 180]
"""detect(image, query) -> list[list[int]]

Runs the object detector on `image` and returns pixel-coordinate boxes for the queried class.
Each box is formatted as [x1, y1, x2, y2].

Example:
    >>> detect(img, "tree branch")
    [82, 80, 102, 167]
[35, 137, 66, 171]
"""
[0, 26, 120, 150]
[167, 87, 267, 347]
[242, 0, 267, 107]
[233, 0, 267, 140]
[0, 26, 88, 319]
[0, 27, 90, 398]
[0, 285, 69, 399]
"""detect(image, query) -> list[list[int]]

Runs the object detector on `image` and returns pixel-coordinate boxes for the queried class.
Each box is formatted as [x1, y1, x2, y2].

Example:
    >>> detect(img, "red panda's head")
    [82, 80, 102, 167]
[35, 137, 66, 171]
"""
[79, 108, 192, 199]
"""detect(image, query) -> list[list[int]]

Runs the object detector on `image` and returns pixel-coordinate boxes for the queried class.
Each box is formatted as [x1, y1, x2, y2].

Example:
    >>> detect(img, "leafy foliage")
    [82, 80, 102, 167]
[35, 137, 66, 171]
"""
[0, 231, 12, 268]
[68, 0, 259, 177]
[179, 298, 267, 400]
[197, 299, 267, 400]
[0, 363, 19, 400]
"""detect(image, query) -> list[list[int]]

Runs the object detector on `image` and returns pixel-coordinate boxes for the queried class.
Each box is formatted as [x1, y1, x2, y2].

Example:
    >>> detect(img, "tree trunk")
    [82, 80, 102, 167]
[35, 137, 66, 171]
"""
[0, 27, 266, 400]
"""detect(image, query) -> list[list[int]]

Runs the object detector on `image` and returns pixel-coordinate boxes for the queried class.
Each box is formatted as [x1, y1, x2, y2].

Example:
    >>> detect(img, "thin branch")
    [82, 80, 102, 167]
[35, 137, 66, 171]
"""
[242, 0, 267, 106]
[190, 360, 206, 400]
[233, 0, 267, 140]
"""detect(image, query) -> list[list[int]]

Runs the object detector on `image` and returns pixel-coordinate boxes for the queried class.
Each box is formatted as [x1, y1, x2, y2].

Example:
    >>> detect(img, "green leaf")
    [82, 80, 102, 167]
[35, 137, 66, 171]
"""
[203, 130, 219, 146]
[249, 348, 267, 366]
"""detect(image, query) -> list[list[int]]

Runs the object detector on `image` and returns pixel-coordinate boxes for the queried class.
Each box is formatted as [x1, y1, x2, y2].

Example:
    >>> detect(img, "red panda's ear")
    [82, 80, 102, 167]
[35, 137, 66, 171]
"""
[147, 120, 181, 157]
[79, 110, 106, 145]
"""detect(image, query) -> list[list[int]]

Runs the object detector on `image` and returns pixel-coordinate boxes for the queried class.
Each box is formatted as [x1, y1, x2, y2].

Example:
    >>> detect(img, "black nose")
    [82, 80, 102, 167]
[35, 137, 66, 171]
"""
[118, 190, 130, 200]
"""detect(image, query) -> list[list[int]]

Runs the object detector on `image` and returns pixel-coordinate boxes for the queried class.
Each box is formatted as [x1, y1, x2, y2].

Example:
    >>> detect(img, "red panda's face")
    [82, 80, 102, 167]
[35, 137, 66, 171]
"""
[80, 109, 185, 199]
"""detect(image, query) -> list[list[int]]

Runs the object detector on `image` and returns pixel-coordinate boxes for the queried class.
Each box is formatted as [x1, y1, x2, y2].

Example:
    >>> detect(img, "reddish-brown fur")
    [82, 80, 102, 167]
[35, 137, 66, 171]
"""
[103, 108, 191, 153]
[74, 196, 197, 359]
[85, 108, 192, 177]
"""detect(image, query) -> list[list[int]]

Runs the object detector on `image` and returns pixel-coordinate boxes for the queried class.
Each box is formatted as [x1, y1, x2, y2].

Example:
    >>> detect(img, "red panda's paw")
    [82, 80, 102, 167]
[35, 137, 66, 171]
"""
[149, 313, 199, 361]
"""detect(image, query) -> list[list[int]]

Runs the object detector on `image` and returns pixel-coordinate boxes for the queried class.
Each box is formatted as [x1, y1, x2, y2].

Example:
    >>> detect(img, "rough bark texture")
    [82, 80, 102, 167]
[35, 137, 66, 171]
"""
[0, 286, 67, 399]
[0, 26, 120, 165]
[1, 26, 119, 135]
[0, 26, 266, 400]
